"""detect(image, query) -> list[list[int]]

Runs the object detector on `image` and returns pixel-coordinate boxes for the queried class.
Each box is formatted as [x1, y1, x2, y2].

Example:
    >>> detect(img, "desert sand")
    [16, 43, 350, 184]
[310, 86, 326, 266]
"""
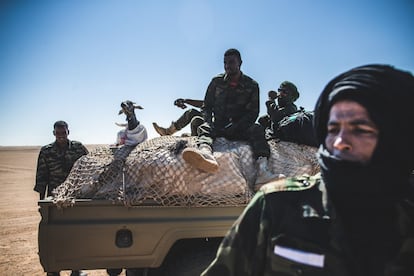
[0, 146, 125, 276]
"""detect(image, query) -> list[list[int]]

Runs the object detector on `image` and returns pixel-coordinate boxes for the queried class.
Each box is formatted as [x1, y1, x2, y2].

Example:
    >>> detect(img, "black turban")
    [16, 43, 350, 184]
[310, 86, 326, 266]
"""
[313, 64, 414, 275]
[314, 64, 414, 174]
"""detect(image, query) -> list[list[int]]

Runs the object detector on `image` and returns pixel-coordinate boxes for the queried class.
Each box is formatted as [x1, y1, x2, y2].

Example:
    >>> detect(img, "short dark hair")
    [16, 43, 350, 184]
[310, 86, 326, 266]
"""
[224, 48, 242, 62]
[279, 81, 300, 102]
[53, 120, 68, 129]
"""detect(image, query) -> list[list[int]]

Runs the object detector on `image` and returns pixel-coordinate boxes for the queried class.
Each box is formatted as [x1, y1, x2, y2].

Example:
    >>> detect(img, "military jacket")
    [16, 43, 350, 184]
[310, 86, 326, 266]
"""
[266, 100, 298, 126]
[34, 140, 88, 198]
[203, 72, 259, 132]
[202, 174, 414, 276]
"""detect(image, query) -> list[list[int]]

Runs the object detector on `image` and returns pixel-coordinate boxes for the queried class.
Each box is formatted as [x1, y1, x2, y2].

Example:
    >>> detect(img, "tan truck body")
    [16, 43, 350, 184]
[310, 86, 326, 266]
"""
[38, 199, 245, 273]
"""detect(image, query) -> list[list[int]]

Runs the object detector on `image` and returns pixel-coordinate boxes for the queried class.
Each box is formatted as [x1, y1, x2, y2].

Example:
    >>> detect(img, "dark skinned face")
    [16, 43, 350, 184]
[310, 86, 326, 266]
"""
[224, 54, 241, 77]
[53, 126, 69, 147]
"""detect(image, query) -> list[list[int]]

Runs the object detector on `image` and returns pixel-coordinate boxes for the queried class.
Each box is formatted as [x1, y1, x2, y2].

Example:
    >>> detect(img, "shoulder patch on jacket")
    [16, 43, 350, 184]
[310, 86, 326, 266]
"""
[240, 73, 258, 86]
[260, 173, 321, 194]
[41, 143, 54, 152]
[212, 73, 225, 81]
[70, 140, 83, 147]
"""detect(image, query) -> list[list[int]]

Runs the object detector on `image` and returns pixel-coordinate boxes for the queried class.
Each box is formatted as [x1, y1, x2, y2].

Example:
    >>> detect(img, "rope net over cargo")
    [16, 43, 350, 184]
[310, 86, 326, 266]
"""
[52, 136, 319, 207]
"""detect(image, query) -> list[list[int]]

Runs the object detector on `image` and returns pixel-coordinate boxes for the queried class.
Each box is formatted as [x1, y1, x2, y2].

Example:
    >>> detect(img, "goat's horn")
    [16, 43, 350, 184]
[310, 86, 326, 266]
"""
[134, 105, 144, 109]
[115, 122, 127, 127]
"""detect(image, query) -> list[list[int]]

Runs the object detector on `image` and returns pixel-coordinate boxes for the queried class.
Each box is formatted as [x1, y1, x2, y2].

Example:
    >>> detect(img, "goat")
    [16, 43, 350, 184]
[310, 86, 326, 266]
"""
[113, 100, 148, 147]
[118, 100, 143, 130]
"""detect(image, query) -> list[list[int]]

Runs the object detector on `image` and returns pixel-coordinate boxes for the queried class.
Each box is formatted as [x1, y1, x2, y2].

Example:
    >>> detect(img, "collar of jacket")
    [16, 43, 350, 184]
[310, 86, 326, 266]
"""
[52, 140, 72, 150]
[223, 71, 247, 87]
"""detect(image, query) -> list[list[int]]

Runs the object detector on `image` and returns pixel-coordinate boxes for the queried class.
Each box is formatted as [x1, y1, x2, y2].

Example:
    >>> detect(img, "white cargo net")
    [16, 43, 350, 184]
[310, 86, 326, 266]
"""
[53, 137, 319, 207]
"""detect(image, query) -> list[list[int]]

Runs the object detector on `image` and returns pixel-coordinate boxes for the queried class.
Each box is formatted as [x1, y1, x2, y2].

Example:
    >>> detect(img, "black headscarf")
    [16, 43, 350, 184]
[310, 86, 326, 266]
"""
[313, 64, 414, 275]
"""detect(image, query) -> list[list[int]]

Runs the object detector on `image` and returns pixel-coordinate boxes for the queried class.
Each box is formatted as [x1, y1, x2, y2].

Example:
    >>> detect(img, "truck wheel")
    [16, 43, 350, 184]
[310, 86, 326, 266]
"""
[125, 268, 142, 276]
[162, 239, 220, 276]
[107, 268, 123, 276]
[125, 268, 161, 276]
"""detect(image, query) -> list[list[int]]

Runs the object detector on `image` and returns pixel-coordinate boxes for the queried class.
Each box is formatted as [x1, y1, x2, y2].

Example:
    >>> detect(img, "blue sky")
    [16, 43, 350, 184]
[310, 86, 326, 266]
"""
[1, 0, 413, 146]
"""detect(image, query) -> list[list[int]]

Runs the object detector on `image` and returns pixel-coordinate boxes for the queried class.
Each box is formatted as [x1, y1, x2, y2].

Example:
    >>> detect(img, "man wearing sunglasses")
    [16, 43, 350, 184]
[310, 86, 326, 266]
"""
[258, 81, 300, 132]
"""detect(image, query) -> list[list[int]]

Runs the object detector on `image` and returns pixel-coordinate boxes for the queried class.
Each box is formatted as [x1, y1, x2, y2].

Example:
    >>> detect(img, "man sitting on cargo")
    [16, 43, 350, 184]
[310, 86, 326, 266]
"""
[181, 48, 282, 185]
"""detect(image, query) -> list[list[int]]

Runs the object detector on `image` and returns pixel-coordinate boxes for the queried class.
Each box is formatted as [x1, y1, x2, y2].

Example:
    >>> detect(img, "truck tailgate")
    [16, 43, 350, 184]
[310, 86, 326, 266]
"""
[38, 199, 244, 271]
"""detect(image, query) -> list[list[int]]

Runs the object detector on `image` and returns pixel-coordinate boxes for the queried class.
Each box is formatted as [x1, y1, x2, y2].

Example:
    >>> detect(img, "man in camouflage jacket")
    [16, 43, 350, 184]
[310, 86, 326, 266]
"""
[182, 48, 280, 185]
[258, 81, 299, 131]
[202, 64, 414, 276]
[34, 120, 88, 200]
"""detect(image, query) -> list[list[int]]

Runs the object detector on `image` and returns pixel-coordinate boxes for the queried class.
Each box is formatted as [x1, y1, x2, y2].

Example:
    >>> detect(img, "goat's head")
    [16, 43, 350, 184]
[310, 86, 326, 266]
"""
[118, 100, 143, 117]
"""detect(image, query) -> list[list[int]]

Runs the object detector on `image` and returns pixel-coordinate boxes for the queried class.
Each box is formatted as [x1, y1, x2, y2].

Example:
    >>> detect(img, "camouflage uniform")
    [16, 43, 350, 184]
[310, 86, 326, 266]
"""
[202, 174, 414, 275]
[34, 140, 88, 198]
[259, 81, 299, 132]
[266, 100, 298, 127]
[198, 72, 270, 159]
[174, 108, 204, 136]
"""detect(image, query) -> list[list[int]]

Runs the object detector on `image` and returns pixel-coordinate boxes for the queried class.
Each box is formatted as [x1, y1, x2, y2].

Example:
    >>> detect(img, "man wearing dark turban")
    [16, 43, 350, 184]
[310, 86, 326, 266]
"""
[202, 64, 414, 276]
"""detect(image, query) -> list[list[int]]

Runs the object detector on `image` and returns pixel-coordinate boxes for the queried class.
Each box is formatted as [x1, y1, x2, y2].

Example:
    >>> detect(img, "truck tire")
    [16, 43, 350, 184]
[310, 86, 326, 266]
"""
[161, 238, 220, 276]
[125, 268, 144, 276]
[125, 268, 161, 276]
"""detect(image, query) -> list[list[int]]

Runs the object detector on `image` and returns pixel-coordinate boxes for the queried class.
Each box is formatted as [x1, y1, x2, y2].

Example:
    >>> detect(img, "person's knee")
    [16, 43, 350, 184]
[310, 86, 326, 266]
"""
[246, 123, 265, 136]
[190, 116, 204, 131]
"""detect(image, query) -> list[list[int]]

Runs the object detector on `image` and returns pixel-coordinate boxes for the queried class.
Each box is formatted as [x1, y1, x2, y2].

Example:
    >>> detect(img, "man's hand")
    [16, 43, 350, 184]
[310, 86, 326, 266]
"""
[174, 98, 187, 109]
[268, 90, 278, 100]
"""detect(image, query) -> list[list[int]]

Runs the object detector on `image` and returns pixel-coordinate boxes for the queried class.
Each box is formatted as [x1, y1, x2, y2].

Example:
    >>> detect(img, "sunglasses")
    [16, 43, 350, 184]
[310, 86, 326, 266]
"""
[277, 88, 289, 95]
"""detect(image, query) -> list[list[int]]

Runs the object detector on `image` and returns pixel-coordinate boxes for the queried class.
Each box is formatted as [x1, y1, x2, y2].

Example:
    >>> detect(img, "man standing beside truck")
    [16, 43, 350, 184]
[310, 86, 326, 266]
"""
[34, 120, 88, 276]
[34, 120, 88, 200]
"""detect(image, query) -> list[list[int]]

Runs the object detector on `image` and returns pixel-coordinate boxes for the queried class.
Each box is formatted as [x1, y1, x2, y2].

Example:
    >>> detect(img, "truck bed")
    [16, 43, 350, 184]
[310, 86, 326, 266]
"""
[38, 199, 245, 272]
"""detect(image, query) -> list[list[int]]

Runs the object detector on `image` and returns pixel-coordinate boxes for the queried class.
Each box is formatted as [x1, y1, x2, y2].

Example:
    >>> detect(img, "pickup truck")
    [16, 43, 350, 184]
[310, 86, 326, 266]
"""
[37, 137, 319, 275]
[38, 198, 245, 275]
